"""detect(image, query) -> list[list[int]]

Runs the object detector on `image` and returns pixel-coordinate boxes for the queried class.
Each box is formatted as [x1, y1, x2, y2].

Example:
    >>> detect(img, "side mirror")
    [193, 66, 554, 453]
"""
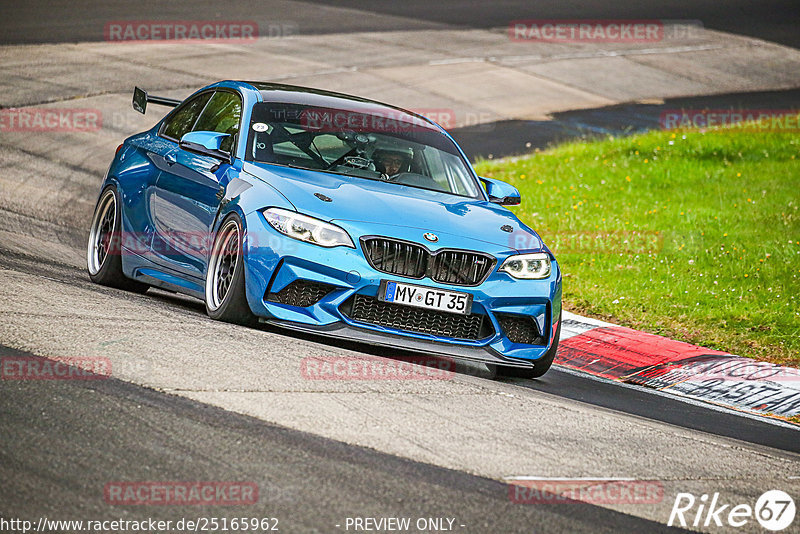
[179, 131, 232, 163]
[479, 176, 521, 206]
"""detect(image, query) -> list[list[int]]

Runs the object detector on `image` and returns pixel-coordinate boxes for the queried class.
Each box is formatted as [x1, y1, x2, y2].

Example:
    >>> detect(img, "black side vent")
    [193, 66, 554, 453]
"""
[266, 280, 336, 308]
[496, 314, 547, 345]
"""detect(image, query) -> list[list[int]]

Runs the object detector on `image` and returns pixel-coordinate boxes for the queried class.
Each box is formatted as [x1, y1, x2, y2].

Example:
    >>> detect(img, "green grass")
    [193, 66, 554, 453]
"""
[475, 126, 800, 367]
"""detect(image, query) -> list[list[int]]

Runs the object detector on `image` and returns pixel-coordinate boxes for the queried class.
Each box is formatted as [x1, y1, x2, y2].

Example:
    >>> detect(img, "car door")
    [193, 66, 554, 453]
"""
[150, 89, 243, 280]
[115, 93, 210, 261]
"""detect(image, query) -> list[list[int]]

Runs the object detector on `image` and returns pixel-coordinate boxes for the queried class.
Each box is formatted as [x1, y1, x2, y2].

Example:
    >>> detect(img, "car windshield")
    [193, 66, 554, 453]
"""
[245, 102, 482, 198]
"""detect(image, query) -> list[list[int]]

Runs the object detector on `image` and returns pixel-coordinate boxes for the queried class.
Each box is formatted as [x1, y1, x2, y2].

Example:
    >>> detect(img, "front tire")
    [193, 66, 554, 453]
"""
[490, 312, 561, 379]
[205, 214, 255, 325]
[87, 186, 149, 293]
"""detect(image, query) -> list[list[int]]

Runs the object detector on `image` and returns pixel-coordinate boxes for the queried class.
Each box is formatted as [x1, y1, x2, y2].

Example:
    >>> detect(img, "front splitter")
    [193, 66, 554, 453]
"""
[261, 319, 536, 368]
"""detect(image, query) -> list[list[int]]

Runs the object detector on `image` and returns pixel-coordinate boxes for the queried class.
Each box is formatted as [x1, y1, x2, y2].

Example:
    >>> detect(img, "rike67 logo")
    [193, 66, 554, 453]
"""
[668, 490, 795, 531]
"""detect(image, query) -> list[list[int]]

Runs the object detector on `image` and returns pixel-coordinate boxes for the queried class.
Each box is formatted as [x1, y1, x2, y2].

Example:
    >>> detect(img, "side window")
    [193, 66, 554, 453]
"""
[161, 93, 212, 141]
[192, 91, 242, 153]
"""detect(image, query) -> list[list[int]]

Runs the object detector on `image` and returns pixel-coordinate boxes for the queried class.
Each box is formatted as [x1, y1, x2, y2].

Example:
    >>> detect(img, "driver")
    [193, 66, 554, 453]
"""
[373, 148, 411, 177]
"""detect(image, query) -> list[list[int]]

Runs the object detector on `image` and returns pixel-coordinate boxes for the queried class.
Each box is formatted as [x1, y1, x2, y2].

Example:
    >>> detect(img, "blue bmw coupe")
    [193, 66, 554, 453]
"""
[88, 81, 562, 378]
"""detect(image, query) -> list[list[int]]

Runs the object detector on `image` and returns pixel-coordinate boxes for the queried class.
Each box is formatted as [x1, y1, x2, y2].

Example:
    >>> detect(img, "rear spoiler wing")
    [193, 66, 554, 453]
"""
[132, 86, 181, 114]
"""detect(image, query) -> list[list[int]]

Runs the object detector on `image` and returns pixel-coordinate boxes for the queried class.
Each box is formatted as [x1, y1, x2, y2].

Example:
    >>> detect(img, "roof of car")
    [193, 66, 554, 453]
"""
[239, 81, 442, 132]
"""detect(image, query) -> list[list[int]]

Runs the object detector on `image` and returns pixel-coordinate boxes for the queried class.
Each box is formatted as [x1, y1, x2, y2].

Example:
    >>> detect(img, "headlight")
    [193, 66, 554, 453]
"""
[263, 208, 354, 248]
[499, 252, 551, 279]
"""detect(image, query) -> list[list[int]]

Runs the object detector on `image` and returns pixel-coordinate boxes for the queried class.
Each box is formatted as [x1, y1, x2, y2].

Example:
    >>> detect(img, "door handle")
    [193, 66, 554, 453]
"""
[165, 153, 176, 165]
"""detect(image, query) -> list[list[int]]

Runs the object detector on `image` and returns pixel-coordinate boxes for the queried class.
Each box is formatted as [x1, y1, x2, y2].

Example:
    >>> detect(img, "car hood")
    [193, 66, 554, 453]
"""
[243, 162, 543, 251]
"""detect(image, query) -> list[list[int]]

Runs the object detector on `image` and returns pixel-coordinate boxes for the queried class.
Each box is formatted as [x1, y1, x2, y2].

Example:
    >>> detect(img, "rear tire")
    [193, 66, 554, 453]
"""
[205, 214, 255, 325]
[491, 312, 561, 379]
[87, 186, 149, 293]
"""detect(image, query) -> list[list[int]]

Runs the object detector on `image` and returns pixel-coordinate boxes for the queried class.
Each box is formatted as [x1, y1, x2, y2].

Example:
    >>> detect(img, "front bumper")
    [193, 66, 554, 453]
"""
[242, 212, 562, 366]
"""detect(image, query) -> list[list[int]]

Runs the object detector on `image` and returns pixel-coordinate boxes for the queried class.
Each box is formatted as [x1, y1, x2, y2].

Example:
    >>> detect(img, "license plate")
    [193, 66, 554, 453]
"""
[379, 280, 472, 315]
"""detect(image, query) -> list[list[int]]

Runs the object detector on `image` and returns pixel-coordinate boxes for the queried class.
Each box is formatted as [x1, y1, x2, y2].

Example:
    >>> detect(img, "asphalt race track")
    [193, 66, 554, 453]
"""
[451, 88, 800, 159]
[1, 1, 799, 532]
[0, 347, 688, 533]
[3, 0, 799, 48]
